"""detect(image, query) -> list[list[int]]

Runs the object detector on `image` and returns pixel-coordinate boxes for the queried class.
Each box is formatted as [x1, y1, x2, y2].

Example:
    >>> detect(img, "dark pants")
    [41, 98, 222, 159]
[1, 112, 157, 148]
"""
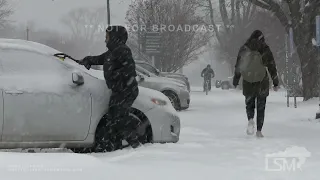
[203, 78, 212, 91]
[108, 86, 139, 148]
[245, 96, 267, 131]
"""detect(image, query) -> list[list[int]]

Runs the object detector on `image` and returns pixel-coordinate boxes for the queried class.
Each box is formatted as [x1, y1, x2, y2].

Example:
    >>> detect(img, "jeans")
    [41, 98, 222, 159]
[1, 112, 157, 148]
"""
[108, 86, 140, 148]
[245, 96, 267, 131]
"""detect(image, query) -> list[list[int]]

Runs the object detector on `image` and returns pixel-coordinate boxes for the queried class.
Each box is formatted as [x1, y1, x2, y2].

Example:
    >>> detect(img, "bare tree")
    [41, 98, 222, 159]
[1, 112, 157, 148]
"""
[0, 0, 13, 27]
[61, 7, 107, 42]
[60, 6, 109, 58]
[126, 0, 211, 72]
[199, 0, 259, 70]
[245, 0, 320, 100]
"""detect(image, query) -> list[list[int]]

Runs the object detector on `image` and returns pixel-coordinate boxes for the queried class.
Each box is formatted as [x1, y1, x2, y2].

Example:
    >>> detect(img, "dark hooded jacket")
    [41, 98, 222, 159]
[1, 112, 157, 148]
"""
[201, 66, 215, 80]
[233, 30, 279, 97]
[84, 26, 138, 93]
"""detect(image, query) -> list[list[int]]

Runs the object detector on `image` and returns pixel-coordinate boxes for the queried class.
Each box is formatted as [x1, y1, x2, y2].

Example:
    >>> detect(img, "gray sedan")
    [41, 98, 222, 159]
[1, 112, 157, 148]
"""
[135, 60, 191, 92]
[136, 66, 190, 111]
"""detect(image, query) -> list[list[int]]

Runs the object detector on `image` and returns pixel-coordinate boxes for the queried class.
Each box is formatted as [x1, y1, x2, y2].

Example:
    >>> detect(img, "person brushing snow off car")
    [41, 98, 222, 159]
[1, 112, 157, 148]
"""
[233, 30, 279, 138]
[78, 25, 140, 151]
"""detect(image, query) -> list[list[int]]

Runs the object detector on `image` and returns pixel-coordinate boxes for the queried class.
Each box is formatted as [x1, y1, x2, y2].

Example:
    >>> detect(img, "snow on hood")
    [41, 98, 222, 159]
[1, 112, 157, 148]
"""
[161, 72, 186, 78]
[140, 73, 185, 87]
[154, 77, 184, 87]
[139, 84, 171, 100]
[167, 77, 187, 85]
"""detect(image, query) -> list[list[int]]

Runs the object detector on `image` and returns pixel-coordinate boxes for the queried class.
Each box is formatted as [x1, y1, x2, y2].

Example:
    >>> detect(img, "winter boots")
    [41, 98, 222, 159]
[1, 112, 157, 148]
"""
[246, 119, 255, 135]
[256, 131, 264, 138]
[246, 119, 264, 138]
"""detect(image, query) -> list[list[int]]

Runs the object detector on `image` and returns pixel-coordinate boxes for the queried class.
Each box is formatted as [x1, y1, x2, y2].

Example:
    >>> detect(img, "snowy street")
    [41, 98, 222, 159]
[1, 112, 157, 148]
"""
[1, 87, 320, 180]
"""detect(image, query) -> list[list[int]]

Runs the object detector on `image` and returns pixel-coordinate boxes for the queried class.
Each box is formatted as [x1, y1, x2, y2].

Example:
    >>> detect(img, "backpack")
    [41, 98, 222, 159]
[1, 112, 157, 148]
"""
[239, 46, 266, 83]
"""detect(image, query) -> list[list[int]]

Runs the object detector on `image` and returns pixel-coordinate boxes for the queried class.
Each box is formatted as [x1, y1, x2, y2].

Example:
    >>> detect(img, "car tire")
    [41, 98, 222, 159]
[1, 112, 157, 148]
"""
[129, 110, 153, 145]
[71, 110, 153, 153]
[162, 91, 180, 111]
[70, 115, 119, 153]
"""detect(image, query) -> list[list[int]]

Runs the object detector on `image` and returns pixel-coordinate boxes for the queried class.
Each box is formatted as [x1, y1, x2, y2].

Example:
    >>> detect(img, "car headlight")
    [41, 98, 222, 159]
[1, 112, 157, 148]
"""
[151, 98, 167, 106]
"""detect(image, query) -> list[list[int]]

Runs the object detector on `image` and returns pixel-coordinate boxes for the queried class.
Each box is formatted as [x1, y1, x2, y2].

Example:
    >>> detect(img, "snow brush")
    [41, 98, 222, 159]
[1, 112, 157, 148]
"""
[53, 53, 91, 70]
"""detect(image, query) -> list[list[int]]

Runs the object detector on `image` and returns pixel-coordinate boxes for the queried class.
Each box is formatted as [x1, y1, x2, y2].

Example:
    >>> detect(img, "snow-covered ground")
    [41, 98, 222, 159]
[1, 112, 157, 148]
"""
[1, 87, 320, 180]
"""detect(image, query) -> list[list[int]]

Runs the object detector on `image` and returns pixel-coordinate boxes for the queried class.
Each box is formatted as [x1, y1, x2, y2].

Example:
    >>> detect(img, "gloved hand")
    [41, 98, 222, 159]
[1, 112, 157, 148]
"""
[78, 56, 92, 70]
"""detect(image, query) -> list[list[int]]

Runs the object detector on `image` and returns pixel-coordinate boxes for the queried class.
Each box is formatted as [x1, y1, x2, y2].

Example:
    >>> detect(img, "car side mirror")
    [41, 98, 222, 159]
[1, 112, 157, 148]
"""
[72, 72, 84, 85]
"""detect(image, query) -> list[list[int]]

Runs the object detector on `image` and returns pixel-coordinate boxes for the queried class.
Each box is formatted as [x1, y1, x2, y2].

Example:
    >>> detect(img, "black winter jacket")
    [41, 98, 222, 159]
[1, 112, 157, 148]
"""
[233, 38, 279, 97]
[85, 48, 138, 92]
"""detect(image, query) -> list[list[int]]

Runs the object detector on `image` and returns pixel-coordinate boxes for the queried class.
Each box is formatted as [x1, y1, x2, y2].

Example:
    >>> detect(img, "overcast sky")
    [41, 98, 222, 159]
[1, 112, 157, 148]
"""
[10, 0, 130, 33]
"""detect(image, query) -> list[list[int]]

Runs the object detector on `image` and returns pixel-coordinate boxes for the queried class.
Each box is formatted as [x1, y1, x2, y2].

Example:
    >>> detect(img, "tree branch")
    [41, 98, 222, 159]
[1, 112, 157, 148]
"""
[0, 0, 13, 27]
[248, 0, 289, 30]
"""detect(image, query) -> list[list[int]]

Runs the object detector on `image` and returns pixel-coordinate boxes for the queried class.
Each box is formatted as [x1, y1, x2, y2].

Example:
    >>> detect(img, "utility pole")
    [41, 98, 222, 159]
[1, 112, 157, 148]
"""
[107, 0, 110, 25]
[26, 26, 29, 40]
[315, 15, 320, 119]
[285, 32, 289, 107]
[143, 1, 161, 66]
[148, 2, 155, 66]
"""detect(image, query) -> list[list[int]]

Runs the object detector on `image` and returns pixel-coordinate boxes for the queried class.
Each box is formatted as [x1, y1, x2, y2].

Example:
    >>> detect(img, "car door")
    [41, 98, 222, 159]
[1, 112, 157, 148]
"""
[0, 49, 91, 142]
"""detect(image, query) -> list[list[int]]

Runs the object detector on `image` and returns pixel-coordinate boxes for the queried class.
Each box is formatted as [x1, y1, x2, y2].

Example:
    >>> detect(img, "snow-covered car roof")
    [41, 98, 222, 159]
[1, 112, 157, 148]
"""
[0, 38, 171, 100]
[0, 38, 104, 78]
[0, 38, 60, 54]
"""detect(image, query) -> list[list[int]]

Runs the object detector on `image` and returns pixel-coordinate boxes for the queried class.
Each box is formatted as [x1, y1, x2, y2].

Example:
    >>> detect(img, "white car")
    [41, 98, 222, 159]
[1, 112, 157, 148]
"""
[0, 39, 180, 152]
[136, 66, 190, 111]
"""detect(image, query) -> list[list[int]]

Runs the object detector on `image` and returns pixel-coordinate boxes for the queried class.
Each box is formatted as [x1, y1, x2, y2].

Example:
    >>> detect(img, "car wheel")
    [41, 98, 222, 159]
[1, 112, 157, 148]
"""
[162, 91, 180, 110]
[71, 115, 120, 153]
[128, 110, 153, 144]
[71, 110, 153, 153]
